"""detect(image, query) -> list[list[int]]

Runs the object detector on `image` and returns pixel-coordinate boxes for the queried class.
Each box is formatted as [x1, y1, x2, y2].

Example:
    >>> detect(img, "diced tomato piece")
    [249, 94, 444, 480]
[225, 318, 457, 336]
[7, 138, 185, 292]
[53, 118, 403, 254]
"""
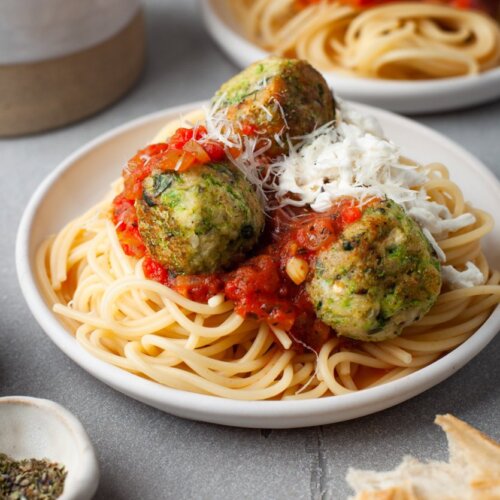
[112, 194, 136, 228]
[296, 217, 336, 252]
[225, 255, 281, 300]
[169, 128, 195, 150]
[203, 141, 226, 162]
[240, 122, 258, 136]
[143, 256, 169, 284]
[173, 274, 225, 302]
[155, 149, 182, 170]
[121, 143, 169, 200]
[112, 193, 147, 258]
[175, 152, 197, 172]
[155, 149, 197, 172]
[224, 255, 300, 330]
[117, 226, 146, 258]
[162, 126, 226, 168]
[226, 146, 241, 159]
[123, 163, 150, 200]
[145, 143, 170, 156]
[169, 126, 208, 150]
[341, 205, 362, 225]
[193, 125, 207, 140]
[230, 294, 296, 330]
[183, 140, 211, 164]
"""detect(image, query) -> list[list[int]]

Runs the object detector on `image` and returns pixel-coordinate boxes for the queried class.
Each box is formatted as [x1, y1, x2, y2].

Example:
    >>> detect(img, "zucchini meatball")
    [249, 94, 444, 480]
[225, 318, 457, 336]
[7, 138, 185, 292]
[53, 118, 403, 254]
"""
[213, 57, 335, 157]
[136, 162, 265, 275]
[307, 199, 442, 342]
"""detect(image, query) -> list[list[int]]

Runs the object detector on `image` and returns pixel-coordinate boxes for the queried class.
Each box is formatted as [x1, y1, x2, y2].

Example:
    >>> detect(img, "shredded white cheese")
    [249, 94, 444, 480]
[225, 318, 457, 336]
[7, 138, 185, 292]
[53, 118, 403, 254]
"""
[422, 228, 446, 263]
[268, 102, 476, 271]
[200, 97, 271, 203]
[273, 121, 427, 211]
[183, 99, 480, 289]
[406, 201, 476, 238]
[442, 262, 485, 289]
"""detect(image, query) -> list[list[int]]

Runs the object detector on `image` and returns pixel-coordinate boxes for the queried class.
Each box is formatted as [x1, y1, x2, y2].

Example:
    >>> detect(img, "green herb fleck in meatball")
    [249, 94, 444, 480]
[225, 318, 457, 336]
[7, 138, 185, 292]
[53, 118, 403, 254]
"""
[136, 162, 265, 275]
[213, 57, 335, 157]
[307, 199, 442, 342]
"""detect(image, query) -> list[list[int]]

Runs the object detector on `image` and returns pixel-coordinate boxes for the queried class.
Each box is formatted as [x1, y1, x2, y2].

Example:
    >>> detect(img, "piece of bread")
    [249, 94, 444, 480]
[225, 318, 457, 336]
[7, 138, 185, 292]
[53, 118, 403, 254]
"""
[355, 484, 418, 500]
[347, 414, 500, 500]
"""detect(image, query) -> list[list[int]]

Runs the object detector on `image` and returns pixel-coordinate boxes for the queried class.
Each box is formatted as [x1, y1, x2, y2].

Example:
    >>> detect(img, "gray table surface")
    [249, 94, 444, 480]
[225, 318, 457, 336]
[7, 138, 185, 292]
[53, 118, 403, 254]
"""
[1, 1, 499, 499]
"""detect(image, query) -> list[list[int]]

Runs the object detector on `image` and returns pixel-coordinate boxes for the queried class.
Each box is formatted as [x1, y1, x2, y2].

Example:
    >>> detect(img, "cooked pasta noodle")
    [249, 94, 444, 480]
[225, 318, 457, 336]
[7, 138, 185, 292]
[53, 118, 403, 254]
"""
[233, 0, 500, 79]
[37, 158, 500, 400]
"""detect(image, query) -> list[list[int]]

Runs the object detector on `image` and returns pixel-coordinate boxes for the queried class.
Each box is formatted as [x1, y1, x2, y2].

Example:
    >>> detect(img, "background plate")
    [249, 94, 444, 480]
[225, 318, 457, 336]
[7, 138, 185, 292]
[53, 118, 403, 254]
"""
[16, 101, 500, 428]
[201, 0, 500, 114]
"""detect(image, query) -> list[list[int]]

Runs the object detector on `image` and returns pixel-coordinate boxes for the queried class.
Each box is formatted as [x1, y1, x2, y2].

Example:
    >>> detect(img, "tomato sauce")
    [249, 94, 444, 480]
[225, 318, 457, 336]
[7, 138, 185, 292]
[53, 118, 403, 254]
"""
[296, 0, 497, 15]
[112, 126, 364, 351]
[111, 126, 226, 259]
[222, 201, 361, 350]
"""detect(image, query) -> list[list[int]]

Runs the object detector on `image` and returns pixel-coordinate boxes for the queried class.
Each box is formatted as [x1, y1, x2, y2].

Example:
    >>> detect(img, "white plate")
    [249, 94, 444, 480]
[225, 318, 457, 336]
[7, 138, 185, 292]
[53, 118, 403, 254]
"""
[16, 101, 500, 428]
[201, 0, 500, 114]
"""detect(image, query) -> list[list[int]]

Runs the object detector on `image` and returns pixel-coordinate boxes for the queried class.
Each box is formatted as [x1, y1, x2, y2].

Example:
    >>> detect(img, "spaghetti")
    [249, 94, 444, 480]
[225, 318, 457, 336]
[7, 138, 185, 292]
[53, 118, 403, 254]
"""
[233, 0, 500, 79]
[36, 106, 500, 401]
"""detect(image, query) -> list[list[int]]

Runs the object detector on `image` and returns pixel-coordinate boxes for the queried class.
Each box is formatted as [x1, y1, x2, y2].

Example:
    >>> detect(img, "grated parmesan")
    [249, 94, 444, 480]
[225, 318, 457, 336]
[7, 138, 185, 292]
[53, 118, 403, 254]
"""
[180, 99, 479, 289]
[268, 102, 476, 271]
[200, 97, 271, 204]
[441, 262, 485, 289]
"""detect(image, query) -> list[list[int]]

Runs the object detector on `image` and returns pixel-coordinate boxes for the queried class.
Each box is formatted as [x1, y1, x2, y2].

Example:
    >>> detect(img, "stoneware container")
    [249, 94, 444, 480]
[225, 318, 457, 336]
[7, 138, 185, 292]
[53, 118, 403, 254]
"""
[0, 0, 145, 136]
[0, 396, 99, 499]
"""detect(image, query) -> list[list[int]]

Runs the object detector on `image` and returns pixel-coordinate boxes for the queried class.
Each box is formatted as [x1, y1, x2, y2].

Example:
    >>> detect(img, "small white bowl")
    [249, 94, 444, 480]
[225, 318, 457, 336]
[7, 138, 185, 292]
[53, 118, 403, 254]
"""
[0, 396, 99, 500]
[201, 0, 500, 114]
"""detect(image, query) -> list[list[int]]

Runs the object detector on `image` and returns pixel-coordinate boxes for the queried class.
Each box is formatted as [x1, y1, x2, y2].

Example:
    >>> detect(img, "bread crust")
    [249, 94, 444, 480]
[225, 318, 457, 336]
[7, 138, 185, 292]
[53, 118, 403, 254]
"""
[356, 484, 418, 500]
[347, 414, 500, 500]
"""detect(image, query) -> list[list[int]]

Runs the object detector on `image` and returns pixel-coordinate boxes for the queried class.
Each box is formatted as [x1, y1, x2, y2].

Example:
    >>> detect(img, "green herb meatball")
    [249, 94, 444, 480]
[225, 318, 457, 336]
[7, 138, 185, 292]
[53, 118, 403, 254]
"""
[307, 199, 442, 342]
[136, 162, 265, 275]
[213, 57, 335, 157]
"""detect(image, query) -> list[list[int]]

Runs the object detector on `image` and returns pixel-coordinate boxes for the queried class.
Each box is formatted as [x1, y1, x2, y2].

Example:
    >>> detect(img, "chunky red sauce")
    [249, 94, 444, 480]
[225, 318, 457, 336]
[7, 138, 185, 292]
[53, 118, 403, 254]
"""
[112, 128, 364, 351]
[296, 0, 498, 14]
[222, 202, 361, 350]
[112, 126, 225, 258]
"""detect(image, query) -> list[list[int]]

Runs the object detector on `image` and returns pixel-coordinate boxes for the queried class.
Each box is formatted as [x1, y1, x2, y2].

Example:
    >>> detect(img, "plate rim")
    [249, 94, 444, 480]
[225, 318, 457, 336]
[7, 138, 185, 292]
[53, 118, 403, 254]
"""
[15, 101, 500, 428]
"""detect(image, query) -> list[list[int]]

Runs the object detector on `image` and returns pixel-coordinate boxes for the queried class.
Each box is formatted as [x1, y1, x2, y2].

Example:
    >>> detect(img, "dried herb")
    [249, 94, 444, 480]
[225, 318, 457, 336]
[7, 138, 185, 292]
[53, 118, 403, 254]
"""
[0, 453, 67, 499]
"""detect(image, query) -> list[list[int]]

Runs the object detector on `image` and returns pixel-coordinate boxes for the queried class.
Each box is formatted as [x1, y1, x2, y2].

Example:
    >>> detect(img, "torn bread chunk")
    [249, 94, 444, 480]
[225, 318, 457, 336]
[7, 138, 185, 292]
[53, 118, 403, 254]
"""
[347, 414, 500, 500]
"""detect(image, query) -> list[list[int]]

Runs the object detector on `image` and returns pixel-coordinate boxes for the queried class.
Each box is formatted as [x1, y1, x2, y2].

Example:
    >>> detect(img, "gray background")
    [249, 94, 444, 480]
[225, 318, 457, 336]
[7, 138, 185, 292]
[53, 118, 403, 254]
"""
[1, 1, 499, 499]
